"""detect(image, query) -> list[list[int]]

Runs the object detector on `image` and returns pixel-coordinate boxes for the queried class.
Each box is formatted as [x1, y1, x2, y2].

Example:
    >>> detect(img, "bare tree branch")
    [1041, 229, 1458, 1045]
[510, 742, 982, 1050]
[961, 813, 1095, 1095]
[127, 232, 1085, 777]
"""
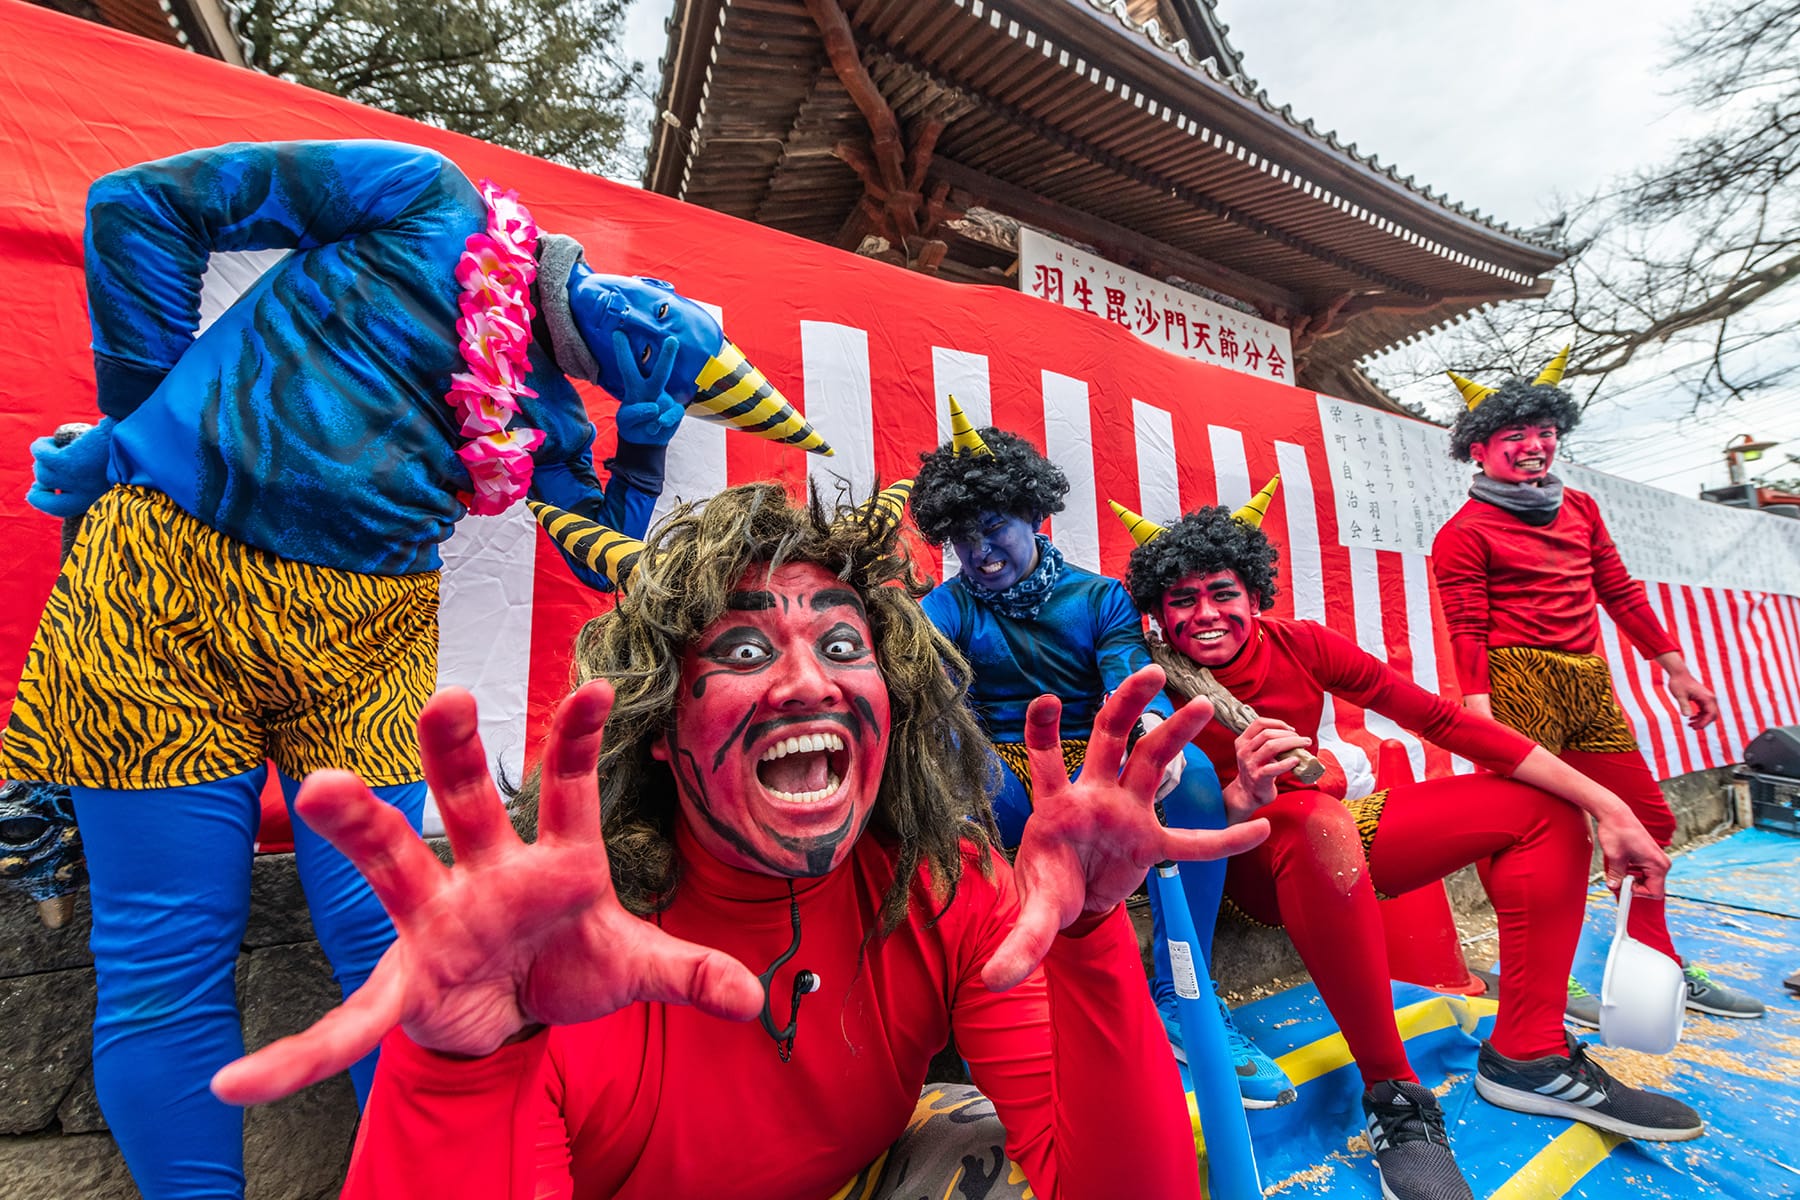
[1370, 0, 1800, 427]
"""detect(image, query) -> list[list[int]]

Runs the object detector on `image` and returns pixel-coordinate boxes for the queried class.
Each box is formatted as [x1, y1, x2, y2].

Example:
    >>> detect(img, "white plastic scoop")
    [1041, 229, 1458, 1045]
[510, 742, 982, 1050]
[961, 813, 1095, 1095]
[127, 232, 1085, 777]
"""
[1599, 876, 1686, 1055]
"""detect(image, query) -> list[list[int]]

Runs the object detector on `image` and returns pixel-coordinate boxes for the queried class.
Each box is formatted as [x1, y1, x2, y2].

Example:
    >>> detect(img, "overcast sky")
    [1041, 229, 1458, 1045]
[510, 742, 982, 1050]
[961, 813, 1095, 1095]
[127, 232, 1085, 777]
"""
[618, 0, 1800, 500]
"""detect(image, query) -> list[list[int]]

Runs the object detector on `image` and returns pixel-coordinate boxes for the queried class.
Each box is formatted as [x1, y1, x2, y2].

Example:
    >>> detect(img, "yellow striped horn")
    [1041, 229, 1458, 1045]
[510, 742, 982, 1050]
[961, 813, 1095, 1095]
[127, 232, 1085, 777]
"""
[946, 395, 993, 457]
[1532, 345, 1571, 387]
[1232, 475, 1280, 528]
[527, 500, 648, 590]
[690, 337, 833, 456]
[1109, 500, 1167, 546]
[847, 479, 914, 539]
[1447, 370, 1498, 411]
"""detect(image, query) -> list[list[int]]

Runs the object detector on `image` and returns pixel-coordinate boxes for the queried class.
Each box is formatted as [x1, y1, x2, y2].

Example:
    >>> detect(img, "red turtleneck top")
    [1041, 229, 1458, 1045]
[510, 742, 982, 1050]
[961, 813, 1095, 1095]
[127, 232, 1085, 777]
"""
[339, 820, 1197, 1199]
[1189, 618, 1535, 790]
[1431, 490, 1679, 695]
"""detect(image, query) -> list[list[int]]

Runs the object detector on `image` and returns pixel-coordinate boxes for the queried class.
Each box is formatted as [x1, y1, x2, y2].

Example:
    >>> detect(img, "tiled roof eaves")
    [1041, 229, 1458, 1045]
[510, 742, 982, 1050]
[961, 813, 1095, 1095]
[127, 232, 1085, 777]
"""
[643, 0, 726, 196]
[1165, 0, 1245, 78]
[648, 0, 1568, 289]
[1057, 0, 1565, 262]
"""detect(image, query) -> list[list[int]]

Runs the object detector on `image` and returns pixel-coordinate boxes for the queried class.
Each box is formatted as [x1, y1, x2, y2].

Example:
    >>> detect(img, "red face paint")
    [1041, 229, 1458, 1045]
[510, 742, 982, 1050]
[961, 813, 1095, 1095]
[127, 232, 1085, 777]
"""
[1159, 569, 1259, 667]
[1470, 422, 1559, 484]
[654, 561, 891, 878]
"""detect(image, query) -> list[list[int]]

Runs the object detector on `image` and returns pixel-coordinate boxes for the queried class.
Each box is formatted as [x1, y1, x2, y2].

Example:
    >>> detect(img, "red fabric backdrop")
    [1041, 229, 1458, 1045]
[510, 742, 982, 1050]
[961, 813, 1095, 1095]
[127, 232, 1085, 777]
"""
[4, 0, 1792, 831]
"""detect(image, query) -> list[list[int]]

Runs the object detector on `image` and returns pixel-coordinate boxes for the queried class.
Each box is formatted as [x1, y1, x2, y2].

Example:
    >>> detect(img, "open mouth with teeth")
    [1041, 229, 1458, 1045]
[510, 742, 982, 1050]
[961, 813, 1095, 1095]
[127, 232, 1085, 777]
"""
[756, 731, 851, 804]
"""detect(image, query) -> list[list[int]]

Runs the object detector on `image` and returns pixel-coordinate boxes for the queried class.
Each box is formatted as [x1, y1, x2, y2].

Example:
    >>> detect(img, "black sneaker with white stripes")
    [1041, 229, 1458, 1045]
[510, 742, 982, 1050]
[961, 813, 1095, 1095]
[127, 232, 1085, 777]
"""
[1474, 1035, 1705, 1141]
[1361, 1081, 1474, 1200]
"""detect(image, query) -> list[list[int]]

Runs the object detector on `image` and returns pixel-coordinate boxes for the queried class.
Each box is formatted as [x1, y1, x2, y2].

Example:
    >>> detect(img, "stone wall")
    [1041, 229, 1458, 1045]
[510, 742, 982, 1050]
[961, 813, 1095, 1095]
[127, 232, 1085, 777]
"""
[0, 852, 359, 1200]
[1, 769, 1740, 1198]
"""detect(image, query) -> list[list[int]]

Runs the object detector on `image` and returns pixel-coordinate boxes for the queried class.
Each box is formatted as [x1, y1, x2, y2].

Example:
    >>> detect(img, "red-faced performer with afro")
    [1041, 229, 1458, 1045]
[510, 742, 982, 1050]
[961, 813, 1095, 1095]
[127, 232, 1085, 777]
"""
[1433, 349, 1762, 1023]
[1118, 483, 1703, 1200]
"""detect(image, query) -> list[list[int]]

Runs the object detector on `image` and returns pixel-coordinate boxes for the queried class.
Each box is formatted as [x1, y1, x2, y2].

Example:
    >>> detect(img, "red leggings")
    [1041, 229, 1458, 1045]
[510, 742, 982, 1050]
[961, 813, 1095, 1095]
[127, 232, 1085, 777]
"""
[1226, 776, 1590, 1084]
[1559, 748, 1678, 961]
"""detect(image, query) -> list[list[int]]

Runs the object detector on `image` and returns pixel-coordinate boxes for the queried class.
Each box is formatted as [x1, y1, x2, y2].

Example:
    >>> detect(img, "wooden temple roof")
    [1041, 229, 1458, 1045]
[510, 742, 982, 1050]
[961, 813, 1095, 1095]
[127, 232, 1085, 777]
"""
[645, 0, 1567, 390]
[31, 0, 248, 63]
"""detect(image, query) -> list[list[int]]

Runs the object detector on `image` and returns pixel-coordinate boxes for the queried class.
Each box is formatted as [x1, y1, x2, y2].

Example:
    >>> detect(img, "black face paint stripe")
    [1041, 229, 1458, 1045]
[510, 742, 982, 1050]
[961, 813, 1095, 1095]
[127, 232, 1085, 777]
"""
[728, 590, 778, 611]
[674, 744, 856, 879]
[674, 745, 784, 873]
[771, 803, 858, 875]
[809, 588, 865, 617]
[850, 695, 877, 744]
[715, 705, 757, 772]
[693, 660, 772, 696]
[744, 711, 863, 747]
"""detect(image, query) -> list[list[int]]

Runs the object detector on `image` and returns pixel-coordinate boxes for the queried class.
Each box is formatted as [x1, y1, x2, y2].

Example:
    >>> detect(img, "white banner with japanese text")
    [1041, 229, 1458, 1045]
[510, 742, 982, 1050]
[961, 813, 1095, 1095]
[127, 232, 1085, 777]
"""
[1018, 228, 1295, 385]
[1315, 395, 1800, 591]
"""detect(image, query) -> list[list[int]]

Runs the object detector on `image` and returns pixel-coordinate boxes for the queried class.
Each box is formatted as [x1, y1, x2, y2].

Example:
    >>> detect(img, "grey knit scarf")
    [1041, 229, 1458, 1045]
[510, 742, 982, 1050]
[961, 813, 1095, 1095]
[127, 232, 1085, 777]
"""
[1470, 471, 1565, 527]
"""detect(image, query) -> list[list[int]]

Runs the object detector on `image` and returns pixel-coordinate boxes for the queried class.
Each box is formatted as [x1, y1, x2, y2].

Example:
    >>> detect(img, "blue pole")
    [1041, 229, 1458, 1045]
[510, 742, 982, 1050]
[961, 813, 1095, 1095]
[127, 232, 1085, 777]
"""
[1152, 862, 1262, 1200]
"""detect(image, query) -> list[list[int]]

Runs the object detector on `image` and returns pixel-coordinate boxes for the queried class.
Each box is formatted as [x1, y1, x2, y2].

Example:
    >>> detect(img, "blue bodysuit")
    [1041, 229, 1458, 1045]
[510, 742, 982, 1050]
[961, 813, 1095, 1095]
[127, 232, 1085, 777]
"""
[83, 139, 657, 583]
[920, 561, 1229, 1019]
[11, 141, 671, 1200]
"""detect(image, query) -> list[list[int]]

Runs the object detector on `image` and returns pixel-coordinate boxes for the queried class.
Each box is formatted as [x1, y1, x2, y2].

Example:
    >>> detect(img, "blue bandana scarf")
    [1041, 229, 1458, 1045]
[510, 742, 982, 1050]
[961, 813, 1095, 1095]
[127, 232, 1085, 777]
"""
[968, 534, 1064, 621]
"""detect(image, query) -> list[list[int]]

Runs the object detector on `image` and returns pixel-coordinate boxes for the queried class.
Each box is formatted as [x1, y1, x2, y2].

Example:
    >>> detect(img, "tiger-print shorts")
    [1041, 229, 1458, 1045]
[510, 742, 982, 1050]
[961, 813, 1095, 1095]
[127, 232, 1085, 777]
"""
[1487, 645, 1638, 755]
[1223, 788, 1395, 927]
[989, 737, 1089, 801]
[1, 486, 438, 789]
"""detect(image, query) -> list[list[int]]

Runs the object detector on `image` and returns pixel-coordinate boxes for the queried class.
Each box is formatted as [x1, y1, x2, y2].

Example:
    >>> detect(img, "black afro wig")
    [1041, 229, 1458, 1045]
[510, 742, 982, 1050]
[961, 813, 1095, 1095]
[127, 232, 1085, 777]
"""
[1123, 505, 1281, 614]
[910, 427, 1069, 545]
[1448, 378, 1582, 462]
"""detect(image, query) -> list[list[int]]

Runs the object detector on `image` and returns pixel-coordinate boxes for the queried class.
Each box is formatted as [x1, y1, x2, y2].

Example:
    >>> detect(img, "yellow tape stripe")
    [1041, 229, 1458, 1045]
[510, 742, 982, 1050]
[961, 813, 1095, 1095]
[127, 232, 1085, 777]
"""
[694, 342, 746, 389]
[690, 402, 813, 441]
[697, 371, 769, 411]
[1487, 1125, 1626, 1199]
[1274, 995, 1500, 1087]
[1209, 992, 1620, 1200]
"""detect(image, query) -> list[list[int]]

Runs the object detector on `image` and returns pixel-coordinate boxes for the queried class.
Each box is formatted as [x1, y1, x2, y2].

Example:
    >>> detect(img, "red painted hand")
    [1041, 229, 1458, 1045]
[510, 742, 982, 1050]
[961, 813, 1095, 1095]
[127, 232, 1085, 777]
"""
[1224, 717, 1314, 822]
[981, 666, 1270, 991]
[1669, 671, 1719, 731]
[210, 684, 764, 1107]
[1596, 809, 1672, 901]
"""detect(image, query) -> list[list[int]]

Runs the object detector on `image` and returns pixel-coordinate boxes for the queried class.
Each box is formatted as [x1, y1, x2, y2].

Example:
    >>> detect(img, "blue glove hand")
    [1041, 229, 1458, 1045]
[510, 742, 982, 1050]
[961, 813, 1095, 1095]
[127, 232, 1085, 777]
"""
[609, 331, 685, 447]
[27, 419, 115, 518]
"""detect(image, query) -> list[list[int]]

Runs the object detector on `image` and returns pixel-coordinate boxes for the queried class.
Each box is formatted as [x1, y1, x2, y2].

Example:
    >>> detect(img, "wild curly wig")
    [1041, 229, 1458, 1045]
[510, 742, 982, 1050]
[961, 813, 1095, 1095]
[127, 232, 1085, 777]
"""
[1123, 505, 1281, 614]
[1448, 378, 1582, 462]
[517, 482, 999, 936]
[910, 427, 1069, 546]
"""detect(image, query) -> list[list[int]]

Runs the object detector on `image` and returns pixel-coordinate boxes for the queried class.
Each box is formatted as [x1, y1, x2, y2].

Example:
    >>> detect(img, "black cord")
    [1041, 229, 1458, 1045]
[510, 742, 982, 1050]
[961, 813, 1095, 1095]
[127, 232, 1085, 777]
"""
[755, 880, 817, 1063]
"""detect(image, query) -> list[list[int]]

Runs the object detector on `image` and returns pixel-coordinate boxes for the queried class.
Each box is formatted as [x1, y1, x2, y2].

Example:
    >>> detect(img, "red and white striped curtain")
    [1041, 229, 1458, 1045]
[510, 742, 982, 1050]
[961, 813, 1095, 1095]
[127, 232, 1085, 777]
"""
[4, 0, 1798, 842]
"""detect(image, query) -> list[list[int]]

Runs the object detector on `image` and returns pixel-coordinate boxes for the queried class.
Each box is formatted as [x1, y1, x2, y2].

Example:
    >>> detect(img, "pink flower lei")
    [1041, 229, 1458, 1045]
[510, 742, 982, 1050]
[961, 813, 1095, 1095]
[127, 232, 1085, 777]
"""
[447, 181, 545, 516]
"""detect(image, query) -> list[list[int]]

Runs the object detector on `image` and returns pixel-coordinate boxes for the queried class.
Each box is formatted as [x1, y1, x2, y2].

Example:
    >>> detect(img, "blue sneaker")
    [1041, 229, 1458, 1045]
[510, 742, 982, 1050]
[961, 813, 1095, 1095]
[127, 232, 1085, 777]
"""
[1159, 993, 1298, 1108]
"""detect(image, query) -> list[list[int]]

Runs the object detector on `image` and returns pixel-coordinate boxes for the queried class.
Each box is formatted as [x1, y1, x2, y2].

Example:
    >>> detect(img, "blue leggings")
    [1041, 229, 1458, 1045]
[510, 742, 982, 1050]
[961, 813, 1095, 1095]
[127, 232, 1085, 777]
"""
[73, 768, 425, 1200]
[989, 745, 1227, 1006]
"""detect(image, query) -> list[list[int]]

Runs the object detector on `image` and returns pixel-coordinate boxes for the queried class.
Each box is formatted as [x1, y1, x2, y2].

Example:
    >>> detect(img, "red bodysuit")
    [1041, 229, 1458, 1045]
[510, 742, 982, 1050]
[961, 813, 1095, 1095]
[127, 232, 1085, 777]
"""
[1432, 488, 1684, 960]
[1193, 618, 1535, 786]
[1182, 617, 1589, 1082]
[341, 822, 1198, 1199]
[1431, 490, 1678, 695]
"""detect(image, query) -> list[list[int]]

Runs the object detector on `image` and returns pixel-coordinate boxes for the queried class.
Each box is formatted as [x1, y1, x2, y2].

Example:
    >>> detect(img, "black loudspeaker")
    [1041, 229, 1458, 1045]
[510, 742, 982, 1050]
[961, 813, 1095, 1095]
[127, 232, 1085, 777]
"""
[1744, 725, 1800, 779]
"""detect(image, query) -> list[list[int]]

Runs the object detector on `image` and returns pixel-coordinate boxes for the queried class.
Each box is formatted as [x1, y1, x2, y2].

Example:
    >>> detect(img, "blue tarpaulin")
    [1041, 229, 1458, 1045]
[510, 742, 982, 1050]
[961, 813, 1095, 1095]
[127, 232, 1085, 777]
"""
[1186, 829, 1800, 1198]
